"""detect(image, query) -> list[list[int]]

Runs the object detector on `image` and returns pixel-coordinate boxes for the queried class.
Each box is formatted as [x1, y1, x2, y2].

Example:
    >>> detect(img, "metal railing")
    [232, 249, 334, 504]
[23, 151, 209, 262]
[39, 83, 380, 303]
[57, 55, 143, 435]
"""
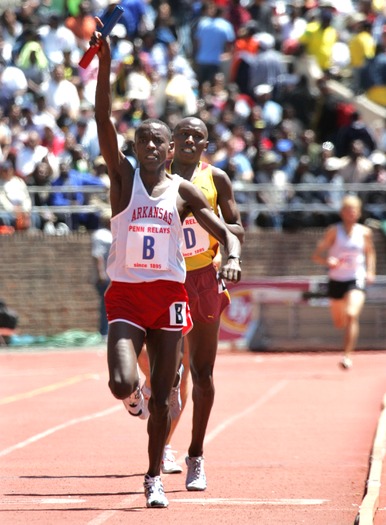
[26, 182, 386, 221]
[28, 185, 108, 214]
[231, 182, 386, 223]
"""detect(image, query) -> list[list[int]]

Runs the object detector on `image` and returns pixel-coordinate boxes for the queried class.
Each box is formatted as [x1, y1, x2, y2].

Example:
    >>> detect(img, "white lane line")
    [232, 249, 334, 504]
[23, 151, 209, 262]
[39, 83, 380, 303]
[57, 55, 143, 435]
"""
[357, 392, 386, 525]
[1, 497, 86, 505]
[0, 373, 102, 405]
[173, 498, 327, 506]
[0, 405, 121, 457]
[87, 380, 289, 524]
[204, 380, 288, 445]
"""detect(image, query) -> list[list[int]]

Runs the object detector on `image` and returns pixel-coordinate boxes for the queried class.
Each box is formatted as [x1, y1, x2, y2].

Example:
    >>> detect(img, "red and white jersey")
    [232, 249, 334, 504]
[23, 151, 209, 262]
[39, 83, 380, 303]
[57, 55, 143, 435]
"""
[107, 169, 186, 284]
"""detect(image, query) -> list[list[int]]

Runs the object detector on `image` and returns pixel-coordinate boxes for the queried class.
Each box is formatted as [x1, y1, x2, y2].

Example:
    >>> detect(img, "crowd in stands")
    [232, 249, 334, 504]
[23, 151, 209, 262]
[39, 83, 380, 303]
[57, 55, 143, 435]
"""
[1, 0, 386, 234]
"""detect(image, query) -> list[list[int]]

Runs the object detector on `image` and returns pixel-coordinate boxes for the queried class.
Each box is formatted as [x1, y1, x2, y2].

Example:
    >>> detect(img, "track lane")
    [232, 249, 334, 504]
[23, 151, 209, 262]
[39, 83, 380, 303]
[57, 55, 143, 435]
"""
[1, 349, 386, 524]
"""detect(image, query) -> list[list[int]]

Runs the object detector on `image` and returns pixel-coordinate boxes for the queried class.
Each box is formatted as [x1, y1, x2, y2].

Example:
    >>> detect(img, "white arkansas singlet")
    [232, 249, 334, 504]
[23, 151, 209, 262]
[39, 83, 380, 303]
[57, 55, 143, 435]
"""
[107, 169, 186, 284]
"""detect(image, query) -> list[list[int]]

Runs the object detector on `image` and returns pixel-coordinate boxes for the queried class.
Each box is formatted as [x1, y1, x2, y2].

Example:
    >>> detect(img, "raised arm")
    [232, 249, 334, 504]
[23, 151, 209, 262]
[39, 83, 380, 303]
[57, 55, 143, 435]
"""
[178, 180, 242, 282]
[92, 18, 133, 215]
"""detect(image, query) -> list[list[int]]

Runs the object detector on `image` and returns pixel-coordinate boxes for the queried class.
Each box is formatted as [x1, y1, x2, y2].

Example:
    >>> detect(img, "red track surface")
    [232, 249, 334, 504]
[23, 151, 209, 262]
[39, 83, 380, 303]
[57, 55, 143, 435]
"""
[1, 347, 386, 525]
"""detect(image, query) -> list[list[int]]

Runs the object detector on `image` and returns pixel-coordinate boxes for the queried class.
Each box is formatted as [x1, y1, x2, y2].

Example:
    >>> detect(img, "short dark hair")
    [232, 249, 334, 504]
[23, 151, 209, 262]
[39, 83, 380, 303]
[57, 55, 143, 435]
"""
[135, 119, 172, 141]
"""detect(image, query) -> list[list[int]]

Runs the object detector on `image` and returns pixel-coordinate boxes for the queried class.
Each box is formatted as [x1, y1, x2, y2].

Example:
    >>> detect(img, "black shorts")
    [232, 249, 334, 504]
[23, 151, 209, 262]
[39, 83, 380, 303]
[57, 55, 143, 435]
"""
[327, 279, 366, 300]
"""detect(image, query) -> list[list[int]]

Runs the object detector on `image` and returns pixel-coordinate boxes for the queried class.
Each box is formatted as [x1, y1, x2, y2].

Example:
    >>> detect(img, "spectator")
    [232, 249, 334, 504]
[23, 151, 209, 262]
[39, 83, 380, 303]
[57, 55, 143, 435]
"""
[193, 2, 235, 85]
[218, 135, 254, 182]
[0, 59, 28, 113]
[33, 93, 58, 137]
[65, 0, 97, 53]
[153, 1, 178, 46]
[348, 14, 375, 93]
[39, 63, 81, 120]
[298, 5, 338, 74]
[339, 139, 374, 183]
[119, 0, 147, 39]
[15, 130, 50, 179]
[360, 30, 386, 106]
[0, 159, 36, 230]
[15, 29, 50, 94]
[275, 138, 298, 182]
[230, 20, 260, 94]
[25, 159, 57, 231]
[0, 9, 23, 63]
[247, 0, 275, 35]
[108, 23, 133, 67]
[254, 150, 289, 230]
[253, 84, 283, 130]
[247, 32, 287, 98]
[39, 13, 78, 67]
[49, 155, 108, 231]
[280, 1, 308, 53]
[335, 110, 376, 157]
[62, 48, 82, 87]
[225, 0, 251, 35]
[310, 76, 341, 143]
[278, 73, 317, 128]
[156, 63, 198, 120]
[363, 150, 386, 222]
[316, 155, 344, 223]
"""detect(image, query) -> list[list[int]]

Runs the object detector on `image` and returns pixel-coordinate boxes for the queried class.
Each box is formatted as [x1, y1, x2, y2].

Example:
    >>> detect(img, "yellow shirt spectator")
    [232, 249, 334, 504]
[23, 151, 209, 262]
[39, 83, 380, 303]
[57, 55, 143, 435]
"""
[299, 18, 338, 71]
[349, 30, 376, 68]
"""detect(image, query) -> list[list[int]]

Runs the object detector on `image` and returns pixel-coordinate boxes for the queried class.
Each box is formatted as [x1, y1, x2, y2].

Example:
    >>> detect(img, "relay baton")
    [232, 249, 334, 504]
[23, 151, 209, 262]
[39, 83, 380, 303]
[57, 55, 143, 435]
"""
[79, 5, 124, 69]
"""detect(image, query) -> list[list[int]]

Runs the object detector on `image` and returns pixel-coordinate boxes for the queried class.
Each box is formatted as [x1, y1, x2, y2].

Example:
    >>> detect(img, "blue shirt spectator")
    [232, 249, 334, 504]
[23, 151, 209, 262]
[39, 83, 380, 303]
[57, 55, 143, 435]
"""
[193, 3, 235, 84]
[49, 157, 107, 230]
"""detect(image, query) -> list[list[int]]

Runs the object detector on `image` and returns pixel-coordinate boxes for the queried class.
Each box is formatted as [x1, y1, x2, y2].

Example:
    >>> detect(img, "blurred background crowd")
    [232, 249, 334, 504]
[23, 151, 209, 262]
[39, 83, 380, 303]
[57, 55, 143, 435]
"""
[1, 0, 386, 234]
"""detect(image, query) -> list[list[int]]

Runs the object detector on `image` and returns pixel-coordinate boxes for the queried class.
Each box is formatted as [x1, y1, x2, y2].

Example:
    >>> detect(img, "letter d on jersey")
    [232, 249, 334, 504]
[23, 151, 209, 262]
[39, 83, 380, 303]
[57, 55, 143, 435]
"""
[183, 228, 196, 250]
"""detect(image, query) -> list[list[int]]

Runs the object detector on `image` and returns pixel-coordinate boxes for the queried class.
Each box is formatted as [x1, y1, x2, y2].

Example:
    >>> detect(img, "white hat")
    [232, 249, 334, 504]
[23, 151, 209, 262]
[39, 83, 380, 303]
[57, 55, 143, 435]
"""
[370, 151, 386, 166]
[254, 84, 273, 96]
[256, 32, 275, 51]
[110, 23, 127, 39]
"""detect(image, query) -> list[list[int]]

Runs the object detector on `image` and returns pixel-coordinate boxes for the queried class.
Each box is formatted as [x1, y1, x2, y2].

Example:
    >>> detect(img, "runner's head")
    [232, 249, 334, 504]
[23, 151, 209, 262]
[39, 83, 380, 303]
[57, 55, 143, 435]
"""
[134, 119, 173, 168]
[172, 118, 209, 164]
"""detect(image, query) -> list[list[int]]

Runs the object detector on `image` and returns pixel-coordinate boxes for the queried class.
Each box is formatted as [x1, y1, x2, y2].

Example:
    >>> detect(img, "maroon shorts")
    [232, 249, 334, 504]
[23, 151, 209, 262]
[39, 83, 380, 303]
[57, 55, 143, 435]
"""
[105, 280, 193, 335]
[185, 264, 231, 324]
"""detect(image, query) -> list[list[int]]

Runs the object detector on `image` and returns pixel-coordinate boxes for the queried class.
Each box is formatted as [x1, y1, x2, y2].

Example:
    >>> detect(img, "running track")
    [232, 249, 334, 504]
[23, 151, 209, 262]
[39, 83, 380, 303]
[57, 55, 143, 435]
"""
[1, 347, 386, 525]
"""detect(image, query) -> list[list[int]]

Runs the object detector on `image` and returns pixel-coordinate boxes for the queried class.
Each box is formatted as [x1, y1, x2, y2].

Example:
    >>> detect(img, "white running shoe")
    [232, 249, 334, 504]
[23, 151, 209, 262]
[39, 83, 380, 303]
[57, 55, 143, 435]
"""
[185, 456, 207, 491]
[162, 445, 183, 474]
[169, 363, 184, 420]
[141, 383, 151, 417]
[123, 386, 149, 420]
[340, 356, 353, 370]
[144, 474, 169, 508]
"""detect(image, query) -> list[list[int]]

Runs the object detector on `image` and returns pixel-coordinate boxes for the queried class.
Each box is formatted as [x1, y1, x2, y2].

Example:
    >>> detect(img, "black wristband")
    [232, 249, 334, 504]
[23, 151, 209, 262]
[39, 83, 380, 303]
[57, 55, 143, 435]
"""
[227, 255, 242, 263]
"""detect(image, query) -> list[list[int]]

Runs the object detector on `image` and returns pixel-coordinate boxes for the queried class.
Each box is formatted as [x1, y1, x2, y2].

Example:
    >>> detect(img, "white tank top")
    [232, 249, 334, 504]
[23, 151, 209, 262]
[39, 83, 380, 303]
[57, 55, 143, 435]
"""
[328, 223, 366, 282]
[107, 169, 186, 284]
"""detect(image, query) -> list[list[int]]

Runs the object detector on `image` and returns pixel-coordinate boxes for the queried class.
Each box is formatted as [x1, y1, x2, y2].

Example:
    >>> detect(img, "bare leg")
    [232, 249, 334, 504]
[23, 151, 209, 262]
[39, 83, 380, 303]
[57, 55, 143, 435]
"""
[145, 328, 182, 477]
[329, 299, 346, 330]
[343, 289, 365, 358]
[166, 345, 190, 444]
[187, 318, 220, 458]
[137, 339, 188, 444]
[107, 321, 145, 400]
